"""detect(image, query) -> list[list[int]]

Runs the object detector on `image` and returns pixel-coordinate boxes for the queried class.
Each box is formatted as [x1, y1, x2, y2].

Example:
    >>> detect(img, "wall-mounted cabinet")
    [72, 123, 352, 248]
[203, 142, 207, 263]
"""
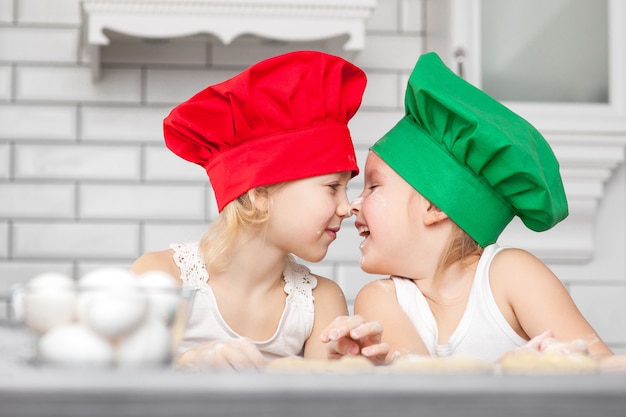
[81, 0, 377, 80]
[425, 0, 626, 263]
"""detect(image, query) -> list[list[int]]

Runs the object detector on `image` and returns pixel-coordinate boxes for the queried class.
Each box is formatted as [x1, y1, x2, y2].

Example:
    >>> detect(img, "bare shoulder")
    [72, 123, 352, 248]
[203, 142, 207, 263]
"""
[357, 278, 397, 301]
[309, 273, 349, 323]
[354, 278, 398, 316]
[492, 246, 543, 264]
[489, 246, 566, 307]
[130, 249, 180, 281]
[310, 273, 345, 299]
[490, 247, 554, 282]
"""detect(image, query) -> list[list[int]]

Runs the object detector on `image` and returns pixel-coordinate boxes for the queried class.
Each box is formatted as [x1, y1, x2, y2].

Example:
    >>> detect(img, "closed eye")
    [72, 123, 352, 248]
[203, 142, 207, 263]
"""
[328, 182, 347, 190]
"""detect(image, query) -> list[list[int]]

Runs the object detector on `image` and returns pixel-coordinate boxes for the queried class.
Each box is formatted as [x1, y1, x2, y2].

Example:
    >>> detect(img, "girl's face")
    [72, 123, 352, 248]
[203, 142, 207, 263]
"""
[351, 152, 425, 275]
[263, 171, 353, 262]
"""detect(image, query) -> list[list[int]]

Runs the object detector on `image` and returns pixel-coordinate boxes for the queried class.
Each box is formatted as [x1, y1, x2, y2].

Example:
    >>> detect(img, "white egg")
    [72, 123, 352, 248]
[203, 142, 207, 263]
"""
[79, 267, 137, 289]
[76, 267, 148, 339]
[28, 272, 75, 289]
[80, 288, 148, 340]
[23, 272, 77, 335]
[116, 318, 172, 366]
[38, 323, 114, 367]
[137, 271, 180, 324]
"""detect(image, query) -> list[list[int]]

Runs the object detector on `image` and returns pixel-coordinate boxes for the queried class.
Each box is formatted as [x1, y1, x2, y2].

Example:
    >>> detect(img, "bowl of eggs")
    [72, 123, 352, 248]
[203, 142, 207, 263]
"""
[12, 268, 194, 368]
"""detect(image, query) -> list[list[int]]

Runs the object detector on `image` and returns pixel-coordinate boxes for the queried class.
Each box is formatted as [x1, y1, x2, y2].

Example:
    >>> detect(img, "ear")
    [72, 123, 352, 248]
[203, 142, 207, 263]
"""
[247, 188, 270, 213]
[423, 201, 449, 226]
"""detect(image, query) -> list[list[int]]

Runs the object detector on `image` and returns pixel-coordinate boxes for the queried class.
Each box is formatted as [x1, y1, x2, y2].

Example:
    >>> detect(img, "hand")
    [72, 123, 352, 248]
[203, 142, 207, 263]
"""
[320, 315, 389, 365]
[499, 330, 589, 361]
[174, 338, 268, 371]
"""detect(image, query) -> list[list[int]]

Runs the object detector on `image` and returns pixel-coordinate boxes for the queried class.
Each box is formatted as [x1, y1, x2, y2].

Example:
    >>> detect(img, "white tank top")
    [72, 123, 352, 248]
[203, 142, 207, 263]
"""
[171, 242, 317, 359]
[393, 244, 527, 362]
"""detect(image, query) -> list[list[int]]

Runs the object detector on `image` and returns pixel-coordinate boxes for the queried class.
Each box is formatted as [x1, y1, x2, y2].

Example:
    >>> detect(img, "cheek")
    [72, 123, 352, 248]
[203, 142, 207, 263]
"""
[365, 192, 413, 243]
[362, 191, 388, 222]
[285, 197, 330, 233]
[369, 191, 387, 207]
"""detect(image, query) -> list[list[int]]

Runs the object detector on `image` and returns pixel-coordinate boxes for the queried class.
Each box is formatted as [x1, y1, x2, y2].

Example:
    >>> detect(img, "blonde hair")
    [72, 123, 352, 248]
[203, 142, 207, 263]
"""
[435, 221, 483, 279]
[200, 185, 279, 273]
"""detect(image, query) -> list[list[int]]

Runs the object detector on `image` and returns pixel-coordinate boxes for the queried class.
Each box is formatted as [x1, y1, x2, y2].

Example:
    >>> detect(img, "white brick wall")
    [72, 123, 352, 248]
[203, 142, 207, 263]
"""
[0, 144, 9, 178]
[0, 66, 11, 100]
[16, 0, 81, 24]
[0, 183, 75, 218]
[0, 0, 624, 353]
[17, 67, 142, 102]
[0, 27, 79, 62]
[81, 106, 167, 142]
[15, 144, 140, 179]
[0, 105, 76, 139]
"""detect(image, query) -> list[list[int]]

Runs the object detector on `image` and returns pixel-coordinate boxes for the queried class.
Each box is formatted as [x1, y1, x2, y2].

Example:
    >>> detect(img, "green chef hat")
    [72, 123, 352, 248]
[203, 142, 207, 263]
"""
[372, 52, 568, 247]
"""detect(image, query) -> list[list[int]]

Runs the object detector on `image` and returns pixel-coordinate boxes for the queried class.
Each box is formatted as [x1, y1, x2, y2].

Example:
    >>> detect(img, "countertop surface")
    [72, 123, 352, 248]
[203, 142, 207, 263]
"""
[2, 324, 625, 417]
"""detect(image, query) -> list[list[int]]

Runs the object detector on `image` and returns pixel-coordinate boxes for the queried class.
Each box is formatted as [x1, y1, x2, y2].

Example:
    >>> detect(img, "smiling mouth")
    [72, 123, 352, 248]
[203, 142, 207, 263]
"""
[356, 225, 370, 238]
[325, 226, 341, 239]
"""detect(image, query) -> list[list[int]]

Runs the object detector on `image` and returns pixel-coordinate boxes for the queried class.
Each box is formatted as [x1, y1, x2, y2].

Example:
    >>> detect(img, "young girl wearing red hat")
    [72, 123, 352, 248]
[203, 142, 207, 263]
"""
[131, 50, 367, 371]
[321, 52, 614, 368]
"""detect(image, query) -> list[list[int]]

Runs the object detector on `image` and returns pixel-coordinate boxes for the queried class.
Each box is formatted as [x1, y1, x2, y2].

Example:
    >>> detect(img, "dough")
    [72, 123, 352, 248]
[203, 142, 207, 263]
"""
[331, 355, 375, 373]
[388, 354, 494, 374]
[500, 352, 599, 374]
[265, 355, 374, 374]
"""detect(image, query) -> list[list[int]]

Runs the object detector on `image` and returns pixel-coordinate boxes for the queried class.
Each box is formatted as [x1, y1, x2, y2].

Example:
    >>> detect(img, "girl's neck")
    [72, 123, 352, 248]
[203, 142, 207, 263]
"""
[415, 257, 479, 304]
[210, 232, 287, 292]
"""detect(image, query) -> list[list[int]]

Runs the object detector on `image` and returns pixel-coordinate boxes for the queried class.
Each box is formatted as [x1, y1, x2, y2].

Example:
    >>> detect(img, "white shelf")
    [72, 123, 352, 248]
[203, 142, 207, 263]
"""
[81, 0, 377, 80]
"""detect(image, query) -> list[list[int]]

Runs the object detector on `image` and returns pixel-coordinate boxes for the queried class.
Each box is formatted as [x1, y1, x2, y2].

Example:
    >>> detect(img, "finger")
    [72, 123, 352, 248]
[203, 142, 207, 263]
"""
[325, 341, 345, 360]
[331, 315, 370, 341]
[349, 320, 383, 341]
[334, 337, 361, 356]
[538, 337, 560, 352]
[320, 315, 361, 342]
[320, 316, 345, 342]
[361, 343, 389, 359]
[361, 343, 390, 366]
[523, 330, 554, 351]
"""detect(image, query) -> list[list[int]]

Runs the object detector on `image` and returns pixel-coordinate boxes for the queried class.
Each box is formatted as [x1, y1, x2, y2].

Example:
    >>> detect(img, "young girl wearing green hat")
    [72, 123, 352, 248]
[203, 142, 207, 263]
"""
[321, 52, 613, 365]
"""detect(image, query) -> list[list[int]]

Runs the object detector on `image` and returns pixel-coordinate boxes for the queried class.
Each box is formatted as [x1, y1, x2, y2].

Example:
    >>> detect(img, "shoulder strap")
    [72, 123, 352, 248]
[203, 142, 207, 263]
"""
[170, 242, 209, 289]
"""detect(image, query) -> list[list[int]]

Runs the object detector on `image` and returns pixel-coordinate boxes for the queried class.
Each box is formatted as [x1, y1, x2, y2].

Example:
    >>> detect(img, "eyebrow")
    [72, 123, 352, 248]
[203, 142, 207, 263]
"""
[365, 168, 383, 180]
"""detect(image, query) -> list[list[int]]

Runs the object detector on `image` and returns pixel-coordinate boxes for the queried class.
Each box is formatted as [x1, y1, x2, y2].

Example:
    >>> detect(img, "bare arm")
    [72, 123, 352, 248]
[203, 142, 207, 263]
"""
[491, 248, 613, 358]
[303, 275, 349, 359]
[354, 279, 429, 362]
[130, 250, 182, 285]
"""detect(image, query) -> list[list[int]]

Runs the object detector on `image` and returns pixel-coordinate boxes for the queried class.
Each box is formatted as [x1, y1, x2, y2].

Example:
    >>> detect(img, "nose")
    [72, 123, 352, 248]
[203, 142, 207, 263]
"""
[349, 197, 363, 215]
[337, 200, 352, 218]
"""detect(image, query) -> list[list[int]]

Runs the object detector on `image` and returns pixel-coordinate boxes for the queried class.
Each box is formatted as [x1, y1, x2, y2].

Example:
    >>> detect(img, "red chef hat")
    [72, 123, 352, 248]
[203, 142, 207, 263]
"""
[164, 50, 366, 211]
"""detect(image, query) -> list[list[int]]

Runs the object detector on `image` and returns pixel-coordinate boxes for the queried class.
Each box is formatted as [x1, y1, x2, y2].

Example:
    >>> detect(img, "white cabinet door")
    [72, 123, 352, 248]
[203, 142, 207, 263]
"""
[426, 0, 626, 132]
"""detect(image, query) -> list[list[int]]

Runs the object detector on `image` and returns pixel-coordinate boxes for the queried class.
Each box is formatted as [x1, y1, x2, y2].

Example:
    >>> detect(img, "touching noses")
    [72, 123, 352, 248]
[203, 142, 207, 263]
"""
[336, 190, 358, 218]
[337, 195, 352, 218]
[349, 197, 363, 216]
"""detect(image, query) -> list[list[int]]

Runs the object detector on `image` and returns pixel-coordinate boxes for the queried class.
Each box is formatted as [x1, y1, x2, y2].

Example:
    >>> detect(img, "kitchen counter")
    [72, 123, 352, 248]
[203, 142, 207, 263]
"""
[2, 324, 625, 417]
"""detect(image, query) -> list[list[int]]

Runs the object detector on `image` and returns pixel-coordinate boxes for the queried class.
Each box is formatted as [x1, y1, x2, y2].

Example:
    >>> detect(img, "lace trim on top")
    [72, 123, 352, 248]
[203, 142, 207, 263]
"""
[170, 242, 209, 290]
[170, 243, 318, 309]
[283, 255, 317, 314]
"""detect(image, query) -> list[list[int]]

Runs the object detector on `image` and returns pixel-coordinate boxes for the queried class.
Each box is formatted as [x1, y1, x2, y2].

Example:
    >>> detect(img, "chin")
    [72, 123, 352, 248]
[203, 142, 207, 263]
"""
[360, 256, 394, 276]
[359, 258, 379, 274]
[298, 250, 327, 264]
